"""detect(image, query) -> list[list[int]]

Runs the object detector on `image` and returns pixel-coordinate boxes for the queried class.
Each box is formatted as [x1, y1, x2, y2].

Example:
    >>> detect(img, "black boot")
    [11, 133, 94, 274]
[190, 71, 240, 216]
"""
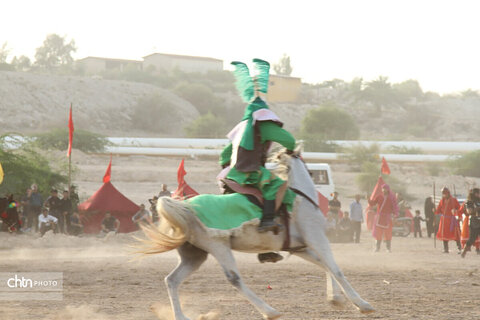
[443, 240, 449, 253]
[258, 200, 281, 233]
[375, 240, 381, 252]
[386, 240, 392, 253]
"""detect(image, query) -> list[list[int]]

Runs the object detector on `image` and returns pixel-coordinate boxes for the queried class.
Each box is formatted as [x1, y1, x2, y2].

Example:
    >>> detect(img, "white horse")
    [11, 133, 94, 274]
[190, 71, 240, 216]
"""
[139, 151, 374, 319]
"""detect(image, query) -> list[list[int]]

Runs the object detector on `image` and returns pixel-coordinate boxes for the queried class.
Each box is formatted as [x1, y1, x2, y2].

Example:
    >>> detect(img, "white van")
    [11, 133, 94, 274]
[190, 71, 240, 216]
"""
[266, 162, 335, 200]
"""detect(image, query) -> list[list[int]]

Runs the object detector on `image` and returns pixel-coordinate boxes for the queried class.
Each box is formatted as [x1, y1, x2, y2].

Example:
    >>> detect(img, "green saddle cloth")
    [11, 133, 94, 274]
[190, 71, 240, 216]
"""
[187, 193, 263, 230]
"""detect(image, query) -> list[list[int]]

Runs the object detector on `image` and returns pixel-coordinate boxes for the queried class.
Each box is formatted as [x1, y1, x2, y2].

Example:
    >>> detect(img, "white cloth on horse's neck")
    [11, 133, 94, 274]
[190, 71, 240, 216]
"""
[226, 109, 281, 168]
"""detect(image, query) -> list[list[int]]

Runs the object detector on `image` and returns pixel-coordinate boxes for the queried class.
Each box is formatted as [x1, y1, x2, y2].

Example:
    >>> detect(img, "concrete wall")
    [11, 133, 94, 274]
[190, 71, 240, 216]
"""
[267, 75, 302, 103]
[143, 54, 223, 73]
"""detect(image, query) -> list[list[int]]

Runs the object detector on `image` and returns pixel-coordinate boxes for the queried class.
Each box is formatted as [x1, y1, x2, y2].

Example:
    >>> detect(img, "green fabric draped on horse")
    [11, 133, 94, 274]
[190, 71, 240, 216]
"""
[138, 150, 374, 320]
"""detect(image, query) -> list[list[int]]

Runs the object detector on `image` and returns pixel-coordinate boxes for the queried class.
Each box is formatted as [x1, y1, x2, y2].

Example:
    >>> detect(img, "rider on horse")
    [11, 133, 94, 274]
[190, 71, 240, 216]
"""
[219, 58, 296, 233]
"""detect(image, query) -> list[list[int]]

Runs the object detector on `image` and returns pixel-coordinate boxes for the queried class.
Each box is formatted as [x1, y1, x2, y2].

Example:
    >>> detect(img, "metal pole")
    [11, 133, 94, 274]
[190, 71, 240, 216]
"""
[433, 182, 436, 249]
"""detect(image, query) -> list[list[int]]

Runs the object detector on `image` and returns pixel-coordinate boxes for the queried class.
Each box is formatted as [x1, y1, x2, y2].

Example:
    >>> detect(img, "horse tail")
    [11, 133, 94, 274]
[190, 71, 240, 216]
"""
[138, 197, 192, 255]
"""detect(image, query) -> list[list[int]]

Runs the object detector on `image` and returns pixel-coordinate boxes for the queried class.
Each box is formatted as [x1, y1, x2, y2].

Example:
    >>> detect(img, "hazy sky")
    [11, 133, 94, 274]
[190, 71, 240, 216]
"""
[1, 0, 479, 93]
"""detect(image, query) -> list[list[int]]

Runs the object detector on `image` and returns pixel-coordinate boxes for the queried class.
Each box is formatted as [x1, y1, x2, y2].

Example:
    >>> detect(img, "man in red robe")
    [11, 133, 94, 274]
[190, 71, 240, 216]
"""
[435, 187, 461, 253]
[368, 184, 398, 252]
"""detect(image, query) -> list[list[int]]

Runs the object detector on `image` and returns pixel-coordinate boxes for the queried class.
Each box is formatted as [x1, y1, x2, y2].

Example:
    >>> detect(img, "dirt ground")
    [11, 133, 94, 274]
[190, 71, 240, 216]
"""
[1, 231, 479, 320]
[1, 154, 480, 320]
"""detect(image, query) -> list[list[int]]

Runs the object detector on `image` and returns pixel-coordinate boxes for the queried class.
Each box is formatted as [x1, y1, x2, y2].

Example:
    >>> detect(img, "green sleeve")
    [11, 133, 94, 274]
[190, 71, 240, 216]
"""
[219, 143, 233, 166]
[259, 121, 296, 151]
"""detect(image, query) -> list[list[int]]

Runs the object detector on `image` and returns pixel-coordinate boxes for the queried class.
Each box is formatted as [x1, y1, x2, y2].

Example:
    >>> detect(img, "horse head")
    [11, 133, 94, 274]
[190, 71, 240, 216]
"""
[274, 147, 319, 207]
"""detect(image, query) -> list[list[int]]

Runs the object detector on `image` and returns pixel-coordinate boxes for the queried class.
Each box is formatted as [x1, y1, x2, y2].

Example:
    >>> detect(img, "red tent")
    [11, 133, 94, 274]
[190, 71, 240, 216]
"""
[78, 181, 140, 233]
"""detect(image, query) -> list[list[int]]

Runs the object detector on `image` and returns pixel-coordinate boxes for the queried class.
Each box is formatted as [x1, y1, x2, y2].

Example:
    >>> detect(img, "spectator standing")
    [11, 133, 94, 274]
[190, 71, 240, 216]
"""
[29, 184, 43, 232]
[132, 204, 152, 228]
[159, 184, 171, 198]
[44, 189, 64, 233]
[328, 192, 342, 222]
[461, 203, 480, 257]
[368, 184, 399, 252]
[424, 197, 436, 238]
[396, 193, 410, 218]
[148, 196, 159, 222]
[101, 212, 120, 233]
[413, 210, 426, 238]
[60, 190, 73, 234]
[435, 187, 462, 253]
[69, 185, 80, 211]
[458, 188, 480, 253]
[38, 208, 58, 236]
[350, 194, 364, 243]
[20, 188, 33, 231]
[325, 213, 337, 241]
[3, 195, 22, 233]
[337, 211, 353, 242]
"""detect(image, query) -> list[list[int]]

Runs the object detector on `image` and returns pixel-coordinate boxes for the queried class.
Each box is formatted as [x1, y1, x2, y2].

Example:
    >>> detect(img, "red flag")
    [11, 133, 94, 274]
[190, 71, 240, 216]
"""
[173, 159, 199, 200]
[67, 104, 74, 157]
[381, 157, 391, 175]
[177, 159, 187, 185]
[103, 154, 112, 183]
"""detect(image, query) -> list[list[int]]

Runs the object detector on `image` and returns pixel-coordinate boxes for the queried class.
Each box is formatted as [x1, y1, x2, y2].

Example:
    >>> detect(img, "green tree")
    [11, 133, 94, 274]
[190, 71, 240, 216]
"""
[11, 55, 31, 71]
[450, 150, 480, 177]
[392, 79, 423, 102]
[460, 89, 480, 99]
[0, 42, 9, 63]
[185, 113, 226, 138]
[362, 76, 396, 113]
[0, 42, 14, 71]
[0, 135, 67, 197]
[300, 105, 360, 141]
[273, 54, 293, 76]
[32, 129, 110, 153]
[34, 34, 77, 71]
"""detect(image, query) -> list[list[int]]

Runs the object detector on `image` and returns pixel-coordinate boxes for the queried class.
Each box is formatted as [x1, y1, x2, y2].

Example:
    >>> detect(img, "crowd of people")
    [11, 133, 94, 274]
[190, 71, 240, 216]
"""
[325, 186, 480, 256]
[0, 184, 81, 236]
[0, 183, 173, 237]
[2, 178, 479, 256]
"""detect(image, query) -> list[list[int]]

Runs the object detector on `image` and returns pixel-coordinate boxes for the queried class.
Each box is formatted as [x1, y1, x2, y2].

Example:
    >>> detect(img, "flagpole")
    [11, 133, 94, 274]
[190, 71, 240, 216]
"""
[433, 182, 436, 249]
[68, 103, 73, 195]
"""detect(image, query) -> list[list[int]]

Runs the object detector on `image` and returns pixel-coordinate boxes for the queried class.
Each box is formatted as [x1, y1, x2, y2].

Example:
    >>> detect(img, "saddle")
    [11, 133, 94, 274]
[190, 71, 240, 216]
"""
[221, 178, 292, 250]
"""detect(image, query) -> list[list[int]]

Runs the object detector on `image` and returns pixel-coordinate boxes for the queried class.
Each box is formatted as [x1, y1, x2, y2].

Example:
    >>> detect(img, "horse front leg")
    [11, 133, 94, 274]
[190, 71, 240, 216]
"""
[208, 244, 282, 319]
[294, 249, 346, 306]
[165, 243, 208, 320]
[295, 200, 374, 313]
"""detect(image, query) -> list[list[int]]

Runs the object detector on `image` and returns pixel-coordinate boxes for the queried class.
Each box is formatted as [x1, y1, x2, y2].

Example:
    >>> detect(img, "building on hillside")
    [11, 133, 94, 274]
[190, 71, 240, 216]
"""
[266, 74, 302, 103]
[142, 53, 223, 74]
[76, 56, 143, 75]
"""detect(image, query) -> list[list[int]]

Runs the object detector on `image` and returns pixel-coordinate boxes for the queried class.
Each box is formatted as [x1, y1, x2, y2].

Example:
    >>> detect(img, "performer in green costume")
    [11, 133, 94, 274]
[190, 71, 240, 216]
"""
[219, 58, 296, 233]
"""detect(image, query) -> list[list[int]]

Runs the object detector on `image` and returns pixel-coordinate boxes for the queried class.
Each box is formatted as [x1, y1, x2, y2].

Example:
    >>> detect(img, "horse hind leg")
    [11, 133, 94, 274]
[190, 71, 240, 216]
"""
[165, 243, 208, 320]
[209, 244, 282, 319]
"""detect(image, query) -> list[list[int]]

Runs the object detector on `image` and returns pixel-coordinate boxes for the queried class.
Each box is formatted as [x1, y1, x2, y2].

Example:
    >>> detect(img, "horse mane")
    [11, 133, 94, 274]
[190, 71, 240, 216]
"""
[267, 143, 303, 180]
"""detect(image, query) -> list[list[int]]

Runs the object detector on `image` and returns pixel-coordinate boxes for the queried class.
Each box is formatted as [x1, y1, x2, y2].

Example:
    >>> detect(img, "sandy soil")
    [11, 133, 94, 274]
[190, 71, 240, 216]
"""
[1, 231, 479, 320]
[2, 154, 480, 320]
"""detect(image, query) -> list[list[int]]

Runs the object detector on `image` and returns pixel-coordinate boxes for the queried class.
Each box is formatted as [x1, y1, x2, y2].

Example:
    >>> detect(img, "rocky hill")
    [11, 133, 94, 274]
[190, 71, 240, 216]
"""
[0, 71, 199, 136]
[2, 70, 480, 141]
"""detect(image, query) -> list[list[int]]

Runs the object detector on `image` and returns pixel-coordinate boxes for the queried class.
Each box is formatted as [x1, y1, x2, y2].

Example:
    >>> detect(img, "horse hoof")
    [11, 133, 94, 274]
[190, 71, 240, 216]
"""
[359, 304, 375, 314]
[328, 295, 346, 306]
[264, 310, 282, 319]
